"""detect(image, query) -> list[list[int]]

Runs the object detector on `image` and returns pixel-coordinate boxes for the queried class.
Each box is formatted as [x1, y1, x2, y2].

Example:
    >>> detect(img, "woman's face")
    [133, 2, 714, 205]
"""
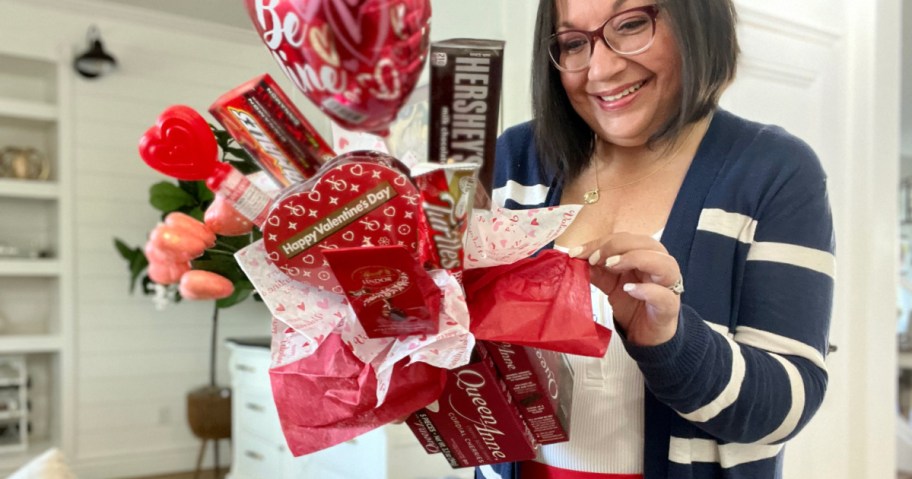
[555, 0, 682, 148]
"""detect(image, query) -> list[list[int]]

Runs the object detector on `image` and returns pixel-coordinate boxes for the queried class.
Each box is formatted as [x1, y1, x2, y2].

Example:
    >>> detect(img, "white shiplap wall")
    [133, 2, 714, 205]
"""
[0, 0, 314, 476]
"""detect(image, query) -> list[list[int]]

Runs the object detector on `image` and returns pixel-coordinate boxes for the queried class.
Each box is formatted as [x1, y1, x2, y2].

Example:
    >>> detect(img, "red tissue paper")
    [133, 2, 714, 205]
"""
[269, 333, 446, 456]
[464, 249, 611, 358]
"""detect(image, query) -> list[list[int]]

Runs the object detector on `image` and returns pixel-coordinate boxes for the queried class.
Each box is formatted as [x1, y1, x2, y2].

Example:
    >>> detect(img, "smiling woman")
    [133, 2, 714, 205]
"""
[483, 1, 834, 479]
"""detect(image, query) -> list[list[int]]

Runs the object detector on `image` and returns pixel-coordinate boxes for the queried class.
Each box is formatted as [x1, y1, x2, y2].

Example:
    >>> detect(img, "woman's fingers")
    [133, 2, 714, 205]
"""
[622, 282, 680, 318]
[597, 249, 681, 288]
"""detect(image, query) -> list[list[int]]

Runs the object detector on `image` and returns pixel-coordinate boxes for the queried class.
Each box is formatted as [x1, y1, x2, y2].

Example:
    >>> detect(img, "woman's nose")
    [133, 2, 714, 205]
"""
[587, 39, 627, 81]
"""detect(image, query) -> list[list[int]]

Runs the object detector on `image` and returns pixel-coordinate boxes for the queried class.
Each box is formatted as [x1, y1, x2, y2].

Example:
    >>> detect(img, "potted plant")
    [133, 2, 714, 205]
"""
[113, 127, 264, 473]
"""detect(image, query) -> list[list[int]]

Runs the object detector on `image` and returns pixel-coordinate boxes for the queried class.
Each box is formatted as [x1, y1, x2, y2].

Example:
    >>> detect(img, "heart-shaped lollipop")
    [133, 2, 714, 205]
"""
[261, 151, 423, 291]
[244, 0, 431, 135]
[138, 105, 223, 180]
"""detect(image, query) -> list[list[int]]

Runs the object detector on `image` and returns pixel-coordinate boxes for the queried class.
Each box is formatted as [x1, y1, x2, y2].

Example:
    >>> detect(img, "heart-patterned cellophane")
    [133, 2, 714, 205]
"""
[262, 151, 425, 292]
[243, 0, 431, 135]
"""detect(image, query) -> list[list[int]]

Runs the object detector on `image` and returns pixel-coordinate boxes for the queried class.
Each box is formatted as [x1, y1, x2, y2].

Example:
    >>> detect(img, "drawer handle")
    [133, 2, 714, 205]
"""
[244, 450, 264, 461]
[235, 364, 256, 373]
[245, 402, 265, 412]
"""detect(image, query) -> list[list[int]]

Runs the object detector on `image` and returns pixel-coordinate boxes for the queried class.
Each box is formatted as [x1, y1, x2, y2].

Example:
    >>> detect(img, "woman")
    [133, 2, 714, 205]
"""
[481, 1, 834, 478]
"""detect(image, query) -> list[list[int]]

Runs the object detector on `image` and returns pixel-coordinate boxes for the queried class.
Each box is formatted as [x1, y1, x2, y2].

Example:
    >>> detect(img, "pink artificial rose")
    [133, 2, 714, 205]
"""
[204, 194, 255, 236]
[178, 270, 235, 300]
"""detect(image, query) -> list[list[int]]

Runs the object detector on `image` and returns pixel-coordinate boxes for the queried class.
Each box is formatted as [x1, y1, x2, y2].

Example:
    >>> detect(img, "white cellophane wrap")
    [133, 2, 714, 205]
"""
[235, 203, 581, 405]
[464, 205, 582, 269]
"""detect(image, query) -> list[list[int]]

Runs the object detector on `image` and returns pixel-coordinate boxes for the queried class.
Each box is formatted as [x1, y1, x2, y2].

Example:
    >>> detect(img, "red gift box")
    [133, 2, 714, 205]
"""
[323, 245, 441, 338]
[485, 342, 573, 445]
[405, 344, 537, 467]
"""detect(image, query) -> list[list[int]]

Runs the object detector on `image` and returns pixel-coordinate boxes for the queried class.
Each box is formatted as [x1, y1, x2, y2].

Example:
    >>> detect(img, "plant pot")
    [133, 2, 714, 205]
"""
[187, 385, 232, 440]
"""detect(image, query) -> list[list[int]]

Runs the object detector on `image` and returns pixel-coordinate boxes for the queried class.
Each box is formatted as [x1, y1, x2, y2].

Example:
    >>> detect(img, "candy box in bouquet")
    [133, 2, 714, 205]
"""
[485, 342, 574, 445]
[406, 344, 538, 468]
[260, 152, 445, 338]
[209, 73, 335, 188]
[429, 38, 504, 191]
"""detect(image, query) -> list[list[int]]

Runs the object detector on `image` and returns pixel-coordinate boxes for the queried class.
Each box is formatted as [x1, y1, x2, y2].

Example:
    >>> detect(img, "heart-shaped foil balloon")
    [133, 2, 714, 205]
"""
[262, 150, 424, 291]
[244, 0, 431, 136]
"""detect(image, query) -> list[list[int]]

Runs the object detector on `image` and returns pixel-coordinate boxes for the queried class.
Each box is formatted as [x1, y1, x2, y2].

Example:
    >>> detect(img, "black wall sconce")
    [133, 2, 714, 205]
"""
[73, 26, 117, 79]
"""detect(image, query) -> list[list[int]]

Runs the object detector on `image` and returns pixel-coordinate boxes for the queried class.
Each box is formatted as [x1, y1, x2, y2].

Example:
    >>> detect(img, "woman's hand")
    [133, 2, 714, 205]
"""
[570, 233, 683, 347]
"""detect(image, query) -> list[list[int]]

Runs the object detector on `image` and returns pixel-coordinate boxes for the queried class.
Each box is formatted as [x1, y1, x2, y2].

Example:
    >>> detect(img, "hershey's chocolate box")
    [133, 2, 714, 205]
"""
[428, 39, 504, 194]
[485, 342, 574, 445]
[406, 344, 537, 467]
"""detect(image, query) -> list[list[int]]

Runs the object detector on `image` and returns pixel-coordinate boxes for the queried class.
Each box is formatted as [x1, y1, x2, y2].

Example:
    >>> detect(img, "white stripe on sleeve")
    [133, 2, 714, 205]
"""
[752, 353, 806, 444]
[696, 208, 757, 243]
[669, 437, 784, 468]
[734, 326, 827, 370]
[747, 241, 836, 279]
[678, 335, 745, 423]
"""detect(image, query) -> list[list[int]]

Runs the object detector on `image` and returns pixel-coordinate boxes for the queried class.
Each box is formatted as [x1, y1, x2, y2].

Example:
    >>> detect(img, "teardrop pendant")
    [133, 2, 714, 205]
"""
[583, 188, 600, 205]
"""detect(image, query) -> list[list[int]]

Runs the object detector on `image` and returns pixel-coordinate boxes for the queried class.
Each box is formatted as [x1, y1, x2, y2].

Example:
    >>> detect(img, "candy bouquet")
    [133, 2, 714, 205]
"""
[135, 0, 613, 468]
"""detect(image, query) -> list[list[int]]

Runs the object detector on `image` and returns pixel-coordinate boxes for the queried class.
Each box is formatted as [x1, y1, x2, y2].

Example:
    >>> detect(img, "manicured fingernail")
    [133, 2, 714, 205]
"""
[623, 283, 636, 292]
[588, 250, 601, 265]
[604, 255, 621, 268]
[568, 246, 584, 258]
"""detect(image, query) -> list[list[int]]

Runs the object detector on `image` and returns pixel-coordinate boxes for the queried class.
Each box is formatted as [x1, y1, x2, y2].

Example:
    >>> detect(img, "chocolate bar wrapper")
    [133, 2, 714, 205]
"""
[406, 344, 538, 467]
[485, 342, 574, 445]
[428, 39, 504, 193]
[210, 73, 335, 188]
[411, 162, 479, 276]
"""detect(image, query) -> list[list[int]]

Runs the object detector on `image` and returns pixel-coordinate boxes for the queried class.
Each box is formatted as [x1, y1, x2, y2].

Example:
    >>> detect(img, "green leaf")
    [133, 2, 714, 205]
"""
[216, 283, 253, 309]
[140, 275, 155, 295]
[149, 181, 196, 213]
[184, 206, 205, 222]
[178, 180, 215, 205]
[191, 258, 245, 283]
[216, 235, 253, 252]
[128, 253, 149, 293]
[113, 238, 149, 293]
[113, 238, 134, 261]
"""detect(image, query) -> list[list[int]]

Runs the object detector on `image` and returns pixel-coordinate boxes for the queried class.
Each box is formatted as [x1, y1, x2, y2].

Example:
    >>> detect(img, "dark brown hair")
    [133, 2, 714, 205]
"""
[531, 0, 740, 180]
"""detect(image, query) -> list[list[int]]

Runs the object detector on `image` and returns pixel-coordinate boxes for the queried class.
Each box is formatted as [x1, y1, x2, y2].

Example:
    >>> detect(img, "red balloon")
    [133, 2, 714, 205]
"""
[245, 0, 431, 136]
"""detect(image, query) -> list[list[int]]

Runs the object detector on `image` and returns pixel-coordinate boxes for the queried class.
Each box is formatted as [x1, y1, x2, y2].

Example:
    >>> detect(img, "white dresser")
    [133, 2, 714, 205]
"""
[226, 338, 473, 479]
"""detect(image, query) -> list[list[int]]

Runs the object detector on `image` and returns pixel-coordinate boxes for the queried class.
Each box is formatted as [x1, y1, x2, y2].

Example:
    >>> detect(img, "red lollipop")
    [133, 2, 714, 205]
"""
[139, 105, 274, 227]
[138, 105, 229, 181]
[245, 0, 431, 135]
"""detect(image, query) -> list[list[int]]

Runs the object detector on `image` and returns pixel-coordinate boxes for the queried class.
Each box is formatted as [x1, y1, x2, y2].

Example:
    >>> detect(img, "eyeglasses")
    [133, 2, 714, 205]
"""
[547, 5, 660, 72]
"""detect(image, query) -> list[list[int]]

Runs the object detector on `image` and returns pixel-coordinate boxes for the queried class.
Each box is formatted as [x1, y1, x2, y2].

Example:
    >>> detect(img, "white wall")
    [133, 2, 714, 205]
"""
[0, 0, 296, 476]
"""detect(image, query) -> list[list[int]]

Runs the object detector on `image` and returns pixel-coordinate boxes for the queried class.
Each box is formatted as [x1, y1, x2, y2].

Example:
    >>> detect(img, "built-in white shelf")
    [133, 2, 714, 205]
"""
[0, 98, 57, 123]
[0, 259, 60, 277]
[0, 336, 62, 354]
[0, 179, 59, 200]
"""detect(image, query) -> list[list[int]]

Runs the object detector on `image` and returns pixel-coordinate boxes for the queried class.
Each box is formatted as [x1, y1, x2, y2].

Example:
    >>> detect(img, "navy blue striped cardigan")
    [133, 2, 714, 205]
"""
[477, 110, 834, 479]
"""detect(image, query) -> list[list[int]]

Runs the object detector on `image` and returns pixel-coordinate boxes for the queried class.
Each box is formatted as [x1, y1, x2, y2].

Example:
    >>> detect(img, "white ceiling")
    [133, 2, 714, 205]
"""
[89, 0, 254, 30]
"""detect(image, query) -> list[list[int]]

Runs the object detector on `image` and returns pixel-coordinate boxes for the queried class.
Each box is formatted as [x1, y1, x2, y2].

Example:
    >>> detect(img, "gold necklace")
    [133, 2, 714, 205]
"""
[582, 153, 674, 205]
[581, 119, 709, 206]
